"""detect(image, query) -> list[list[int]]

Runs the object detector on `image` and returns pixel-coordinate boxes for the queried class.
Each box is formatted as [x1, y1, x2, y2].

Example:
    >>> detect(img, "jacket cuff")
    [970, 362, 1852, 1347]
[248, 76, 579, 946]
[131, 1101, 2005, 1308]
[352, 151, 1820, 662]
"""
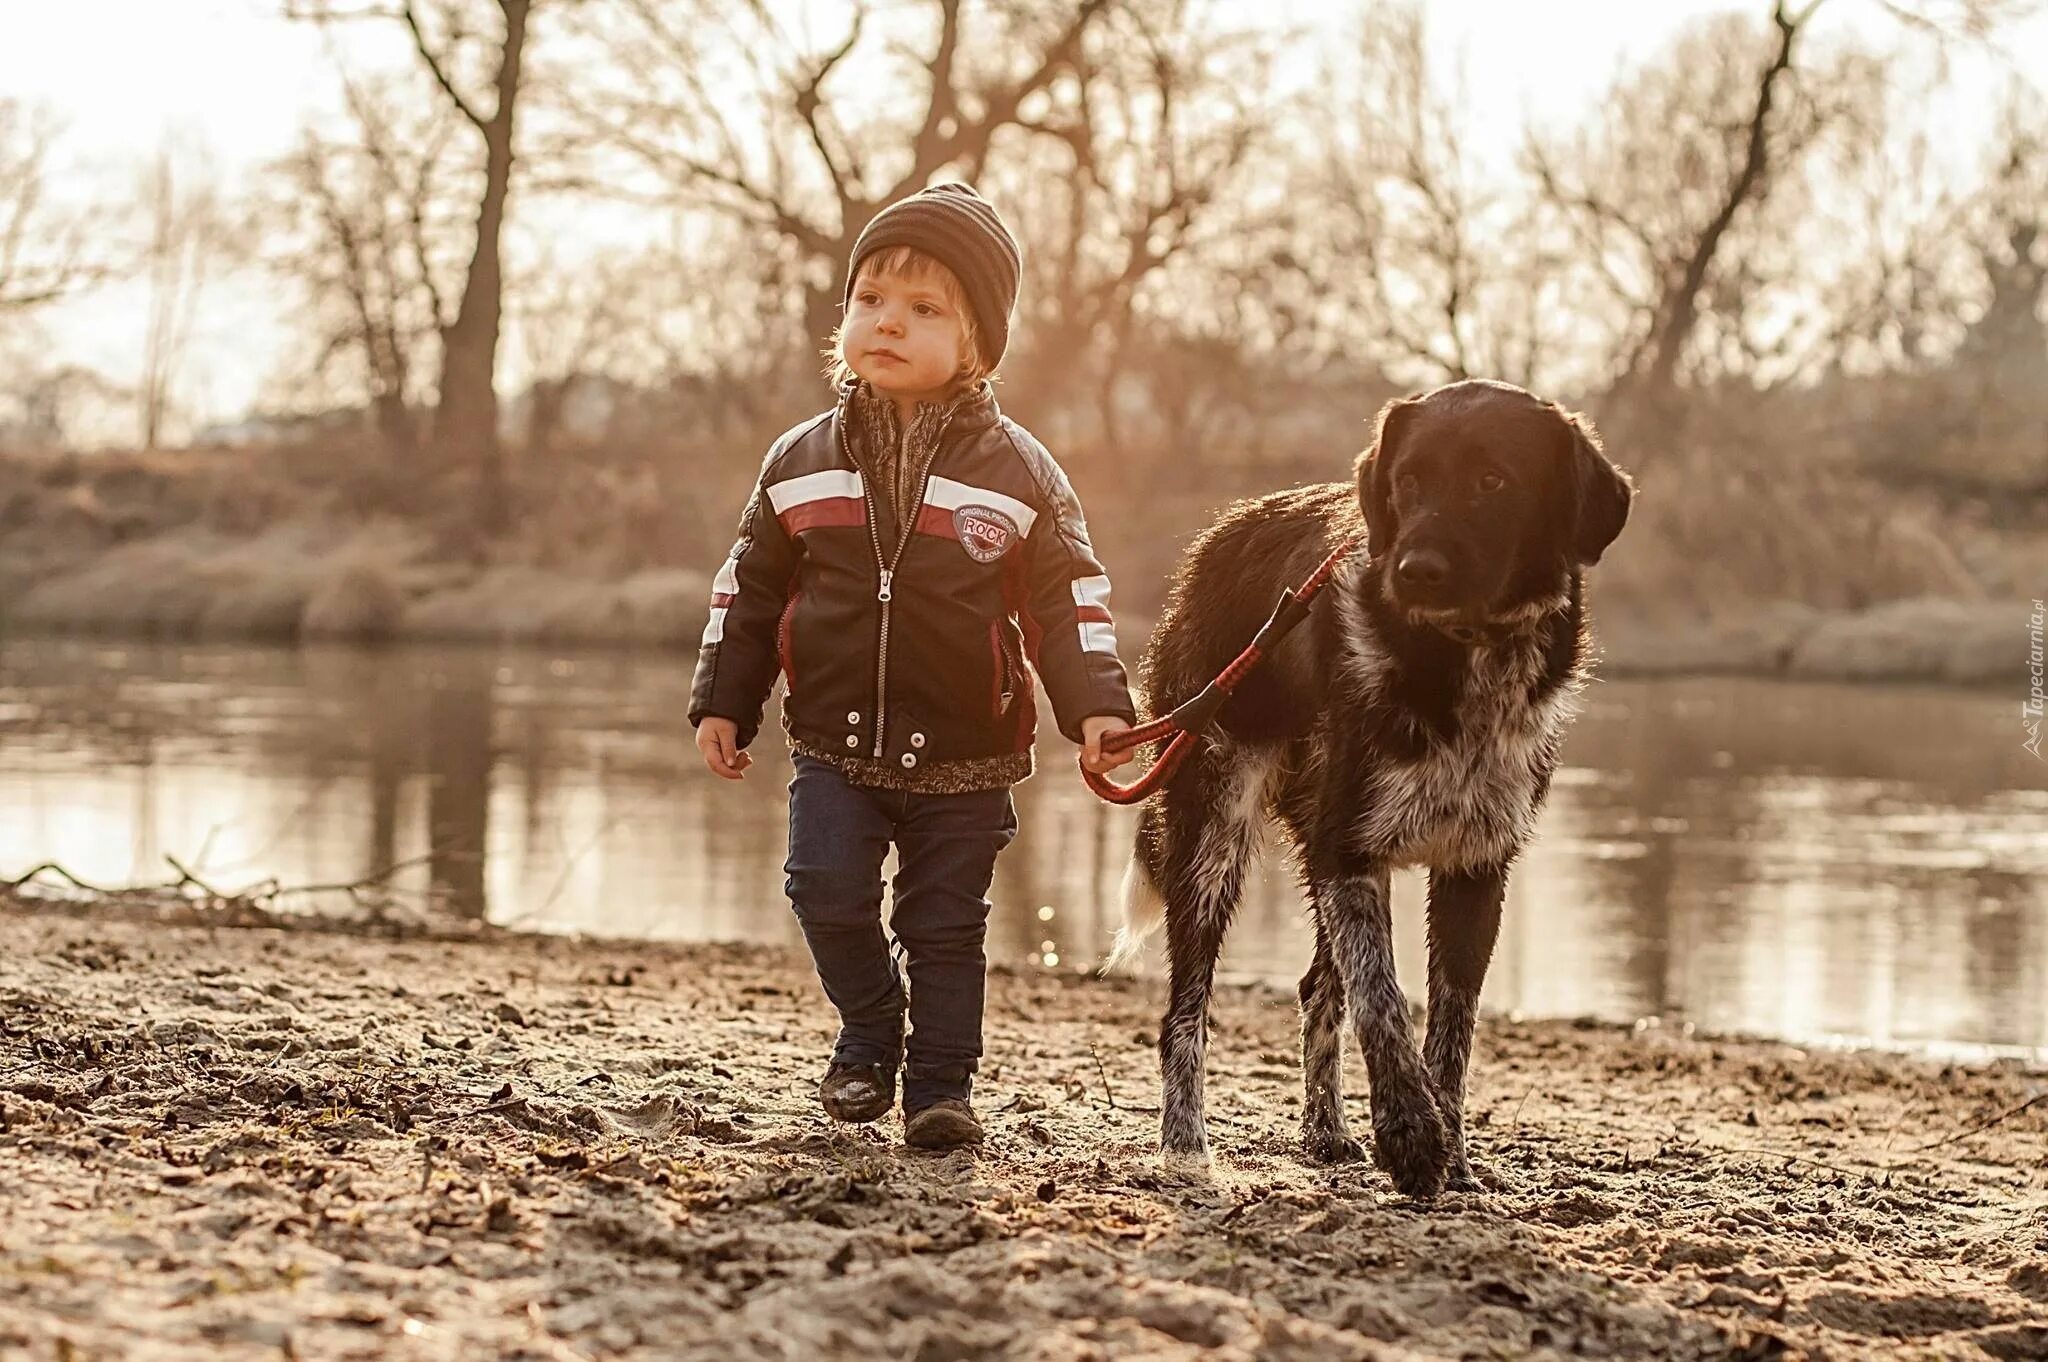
[1056, 696, 1138, 744]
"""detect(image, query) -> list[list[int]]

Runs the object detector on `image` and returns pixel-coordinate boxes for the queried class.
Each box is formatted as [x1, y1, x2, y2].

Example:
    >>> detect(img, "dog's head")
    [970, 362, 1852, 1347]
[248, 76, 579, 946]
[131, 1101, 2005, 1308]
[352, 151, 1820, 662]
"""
[1356, 379, 1633, 627]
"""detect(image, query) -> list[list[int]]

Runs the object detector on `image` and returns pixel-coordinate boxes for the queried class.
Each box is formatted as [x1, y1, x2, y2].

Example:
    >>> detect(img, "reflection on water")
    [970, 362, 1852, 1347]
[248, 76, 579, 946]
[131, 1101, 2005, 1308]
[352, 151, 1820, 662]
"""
[2, 636, 2044, 1053]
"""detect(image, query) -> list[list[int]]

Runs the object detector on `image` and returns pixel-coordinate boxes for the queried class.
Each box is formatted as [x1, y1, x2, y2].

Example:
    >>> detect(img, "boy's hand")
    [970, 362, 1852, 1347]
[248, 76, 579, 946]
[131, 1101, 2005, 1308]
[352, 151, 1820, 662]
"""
[696, 718, 752, 780]
[1080, 715, 1136, 775]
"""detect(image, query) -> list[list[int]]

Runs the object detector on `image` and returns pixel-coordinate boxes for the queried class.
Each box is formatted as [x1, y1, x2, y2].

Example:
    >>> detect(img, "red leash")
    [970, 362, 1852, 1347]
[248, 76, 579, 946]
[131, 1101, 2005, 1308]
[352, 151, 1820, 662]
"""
[1082, 536, 1362, 805]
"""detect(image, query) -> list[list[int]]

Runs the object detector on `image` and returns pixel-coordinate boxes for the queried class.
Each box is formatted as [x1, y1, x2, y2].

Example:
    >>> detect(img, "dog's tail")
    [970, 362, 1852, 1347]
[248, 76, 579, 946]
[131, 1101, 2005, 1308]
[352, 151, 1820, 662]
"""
[1102, 831, 1166, 974]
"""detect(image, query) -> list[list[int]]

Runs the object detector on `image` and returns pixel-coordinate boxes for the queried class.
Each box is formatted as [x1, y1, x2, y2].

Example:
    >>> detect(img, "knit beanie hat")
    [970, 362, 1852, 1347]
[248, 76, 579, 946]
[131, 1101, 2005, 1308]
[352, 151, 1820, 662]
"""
[842, 182, 1022, 372]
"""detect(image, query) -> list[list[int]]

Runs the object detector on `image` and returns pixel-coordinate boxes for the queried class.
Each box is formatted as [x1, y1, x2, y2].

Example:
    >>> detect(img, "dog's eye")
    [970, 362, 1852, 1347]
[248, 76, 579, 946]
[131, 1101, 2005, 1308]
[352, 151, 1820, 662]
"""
[1477, 471, 1505, 494]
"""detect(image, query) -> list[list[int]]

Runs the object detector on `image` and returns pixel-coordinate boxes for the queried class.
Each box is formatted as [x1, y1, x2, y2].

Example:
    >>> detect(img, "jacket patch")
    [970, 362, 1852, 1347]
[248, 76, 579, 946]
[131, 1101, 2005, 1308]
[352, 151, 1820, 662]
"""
[954, 506, 1018, 563]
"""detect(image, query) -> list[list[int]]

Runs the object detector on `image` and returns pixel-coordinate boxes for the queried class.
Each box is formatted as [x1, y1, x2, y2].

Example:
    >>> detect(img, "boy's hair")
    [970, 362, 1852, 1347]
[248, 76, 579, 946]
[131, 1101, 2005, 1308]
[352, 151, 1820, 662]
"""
[825, 246, 994, 390]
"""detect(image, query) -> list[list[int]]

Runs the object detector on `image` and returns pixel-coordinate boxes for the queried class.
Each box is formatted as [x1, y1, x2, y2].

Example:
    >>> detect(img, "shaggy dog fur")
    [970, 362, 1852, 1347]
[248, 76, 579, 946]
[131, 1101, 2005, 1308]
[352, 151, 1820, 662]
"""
[1109, 379, 1635, 1197]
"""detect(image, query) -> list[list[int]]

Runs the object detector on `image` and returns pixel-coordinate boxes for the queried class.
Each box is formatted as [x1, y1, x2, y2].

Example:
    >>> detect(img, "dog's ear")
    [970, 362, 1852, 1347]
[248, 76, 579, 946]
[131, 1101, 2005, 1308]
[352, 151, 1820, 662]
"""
[1357, 396, 1420, 556]
[1561, 411, 1633, 567]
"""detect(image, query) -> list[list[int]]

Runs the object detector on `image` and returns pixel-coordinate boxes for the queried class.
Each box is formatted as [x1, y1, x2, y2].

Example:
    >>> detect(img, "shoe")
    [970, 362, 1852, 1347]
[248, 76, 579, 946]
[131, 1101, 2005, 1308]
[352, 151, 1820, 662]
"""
[819, 1062, 895, 1123]
[904, 1098, 985, 1149]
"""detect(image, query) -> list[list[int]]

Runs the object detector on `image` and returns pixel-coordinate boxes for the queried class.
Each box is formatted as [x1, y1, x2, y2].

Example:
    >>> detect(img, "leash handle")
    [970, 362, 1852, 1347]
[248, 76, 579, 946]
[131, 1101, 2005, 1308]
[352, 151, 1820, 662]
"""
[1082, 726, 1202, 805]
[1080, 534, 1362, 806]
[1079, 597, 1285, 803]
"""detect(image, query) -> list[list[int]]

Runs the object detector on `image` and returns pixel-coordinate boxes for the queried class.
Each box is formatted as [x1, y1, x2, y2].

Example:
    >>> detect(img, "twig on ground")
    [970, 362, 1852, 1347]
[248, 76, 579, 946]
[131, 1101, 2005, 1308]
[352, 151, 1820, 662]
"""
[1905, 1089, 2048, 1154]
[1090, 1041, 1119, 1111]
[1508, 1085, 1540, 1134]
[5, 862, 118, 895]
[1713, 1145, 1886, 1180]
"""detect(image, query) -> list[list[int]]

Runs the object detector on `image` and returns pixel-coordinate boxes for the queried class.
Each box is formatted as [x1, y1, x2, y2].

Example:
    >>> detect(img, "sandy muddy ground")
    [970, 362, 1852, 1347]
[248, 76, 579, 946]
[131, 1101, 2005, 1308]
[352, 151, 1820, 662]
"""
[2, 903, 2045, 1361]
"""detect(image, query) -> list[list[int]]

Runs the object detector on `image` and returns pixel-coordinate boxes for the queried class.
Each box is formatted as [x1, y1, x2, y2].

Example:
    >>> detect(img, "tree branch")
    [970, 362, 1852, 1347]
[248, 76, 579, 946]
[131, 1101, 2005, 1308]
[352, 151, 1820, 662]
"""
[906, 0, 964, 187]
[404, 1, 490, 132]
[894, 0, 1108, 200]
[1640, 0, 1817, 392]
[793, 7, 865, 232]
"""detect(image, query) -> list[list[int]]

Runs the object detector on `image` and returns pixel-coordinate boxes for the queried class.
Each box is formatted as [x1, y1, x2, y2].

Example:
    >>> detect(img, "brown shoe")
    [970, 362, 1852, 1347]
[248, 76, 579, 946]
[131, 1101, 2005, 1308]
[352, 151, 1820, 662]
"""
[820, 1063, 894, 1123]
[904, 1098, 984, 1149]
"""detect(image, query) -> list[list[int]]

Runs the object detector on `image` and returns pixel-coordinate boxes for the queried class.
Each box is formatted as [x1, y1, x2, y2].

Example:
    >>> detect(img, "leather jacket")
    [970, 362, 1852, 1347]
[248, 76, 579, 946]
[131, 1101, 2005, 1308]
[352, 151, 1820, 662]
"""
[690, 383, 1137, 777]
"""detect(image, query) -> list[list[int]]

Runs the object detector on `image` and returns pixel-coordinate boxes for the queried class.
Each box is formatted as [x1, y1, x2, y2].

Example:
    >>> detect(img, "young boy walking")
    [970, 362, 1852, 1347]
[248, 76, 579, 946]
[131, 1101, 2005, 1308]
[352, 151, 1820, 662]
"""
[690, 182, 1137, 1149]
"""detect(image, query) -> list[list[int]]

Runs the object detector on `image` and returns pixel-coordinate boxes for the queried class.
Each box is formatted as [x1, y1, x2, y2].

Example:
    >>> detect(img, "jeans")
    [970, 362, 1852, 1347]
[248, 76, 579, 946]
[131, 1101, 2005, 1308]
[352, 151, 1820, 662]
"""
[784, 755, 1018, 1109]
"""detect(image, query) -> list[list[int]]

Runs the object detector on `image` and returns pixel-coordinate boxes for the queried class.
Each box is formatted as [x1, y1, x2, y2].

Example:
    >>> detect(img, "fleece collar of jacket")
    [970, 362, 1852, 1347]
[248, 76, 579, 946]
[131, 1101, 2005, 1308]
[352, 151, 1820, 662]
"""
[833, 377, 1000, 446]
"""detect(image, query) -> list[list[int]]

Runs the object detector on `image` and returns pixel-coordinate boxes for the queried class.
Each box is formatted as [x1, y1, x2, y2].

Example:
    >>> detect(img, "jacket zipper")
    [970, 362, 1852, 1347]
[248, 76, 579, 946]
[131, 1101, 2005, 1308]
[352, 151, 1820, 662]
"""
[842, 399, 961, 758]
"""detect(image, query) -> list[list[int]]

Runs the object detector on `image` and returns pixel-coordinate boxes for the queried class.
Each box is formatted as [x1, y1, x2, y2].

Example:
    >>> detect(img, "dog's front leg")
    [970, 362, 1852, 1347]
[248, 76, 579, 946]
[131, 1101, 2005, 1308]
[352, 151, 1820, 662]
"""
[1317, 861, 1449, 1198]
[1423, 863, 1507, 1192]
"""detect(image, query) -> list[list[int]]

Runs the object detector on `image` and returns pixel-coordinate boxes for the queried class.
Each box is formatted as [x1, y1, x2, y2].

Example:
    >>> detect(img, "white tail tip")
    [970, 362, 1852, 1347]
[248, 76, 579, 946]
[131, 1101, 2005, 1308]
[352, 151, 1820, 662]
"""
[1102, 851, 1165, 974]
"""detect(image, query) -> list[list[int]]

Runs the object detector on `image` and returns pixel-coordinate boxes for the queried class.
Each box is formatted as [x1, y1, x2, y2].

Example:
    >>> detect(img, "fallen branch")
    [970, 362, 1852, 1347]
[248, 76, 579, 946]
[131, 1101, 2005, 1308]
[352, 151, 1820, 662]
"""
[1, 852, 486, 940]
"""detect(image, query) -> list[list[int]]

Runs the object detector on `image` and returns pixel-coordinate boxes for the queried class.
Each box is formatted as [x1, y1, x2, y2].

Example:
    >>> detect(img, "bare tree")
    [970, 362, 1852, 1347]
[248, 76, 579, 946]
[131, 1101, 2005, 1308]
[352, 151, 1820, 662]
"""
[0, 364, 127, 450]
[137, 140, 234, 449]
[599, 216, 816, 440]
[1277, 5, 1580, 393]
[992, 0, 1277, 434]
[506, 246, 637, 455]
[1527, 0, 2039, 406]
[290, 0, 546, 531]
[1955, 88, 2048, 376]
[1808, 115, 1969, 373]
[0, 100, 110, 315]
[560, 0, 1111, 351]
[268, 77, 465, 456]
[1932, 86, 2048, 487]
[1526, 2, 1850, 409]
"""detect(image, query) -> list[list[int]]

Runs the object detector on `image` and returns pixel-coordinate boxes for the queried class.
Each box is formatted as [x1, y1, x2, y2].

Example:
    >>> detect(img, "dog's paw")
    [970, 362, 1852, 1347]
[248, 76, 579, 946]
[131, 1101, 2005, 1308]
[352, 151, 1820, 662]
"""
[1302, 1125, 1367, 1165]
[1159, 1115, 1211, 1163]
[1445, 1156, 1508, 1194]
[1370, 1094, 1450, 1199]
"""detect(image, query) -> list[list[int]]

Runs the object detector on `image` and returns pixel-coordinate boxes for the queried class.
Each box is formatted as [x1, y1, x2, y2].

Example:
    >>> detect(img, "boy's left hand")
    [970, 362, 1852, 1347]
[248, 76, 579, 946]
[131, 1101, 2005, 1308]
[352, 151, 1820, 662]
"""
[1080, 715, 1136, 775]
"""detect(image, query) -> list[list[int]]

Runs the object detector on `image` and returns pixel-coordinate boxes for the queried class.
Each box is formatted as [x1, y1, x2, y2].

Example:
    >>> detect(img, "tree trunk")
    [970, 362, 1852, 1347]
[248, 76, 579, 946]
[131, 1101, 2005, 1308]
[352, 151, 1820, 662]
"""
[433, 0, 527, 536]
[804, 279, 842, 374]
[526, 375, 569, 458]
[373, 390, 415, 456]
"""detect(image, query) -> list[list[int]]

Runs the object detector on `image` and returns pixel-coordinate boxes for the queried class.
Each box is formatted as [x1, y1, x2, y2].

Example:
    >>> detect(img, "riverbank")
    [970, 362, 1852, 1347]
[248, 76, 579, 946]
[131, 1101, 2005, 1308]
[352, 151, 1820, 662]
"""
[4, 437, 2038, 683]
[0, 518, 2030, 684]
[2, 902, 2044, 1360]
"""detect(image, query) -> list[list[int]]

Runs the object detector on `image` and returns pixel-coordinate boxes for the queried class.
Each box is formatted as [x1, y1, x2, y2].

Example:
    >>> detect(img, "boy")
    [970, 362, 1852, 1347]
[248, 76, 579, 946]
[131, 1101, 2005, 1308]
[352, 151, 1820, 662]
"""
[690, 182, 1137, 1149]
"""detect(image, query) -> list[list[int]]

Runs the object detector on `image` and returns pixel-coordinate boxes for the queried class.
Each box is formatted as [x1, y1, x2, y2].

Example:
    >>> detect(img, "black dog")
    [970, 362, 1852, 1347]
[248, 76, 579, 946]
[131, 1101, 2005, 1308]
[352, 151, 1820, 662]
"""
[1107, 379, 1634, 1197]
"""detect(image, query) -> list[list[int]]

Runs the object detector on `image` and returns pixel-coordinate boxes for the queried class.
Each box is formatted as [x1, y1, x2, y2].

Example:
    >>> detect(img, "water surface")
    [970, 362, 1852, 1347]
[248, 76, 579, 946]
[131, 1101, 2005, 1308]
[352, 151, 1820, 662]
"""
[3, 636, 2042, 1054]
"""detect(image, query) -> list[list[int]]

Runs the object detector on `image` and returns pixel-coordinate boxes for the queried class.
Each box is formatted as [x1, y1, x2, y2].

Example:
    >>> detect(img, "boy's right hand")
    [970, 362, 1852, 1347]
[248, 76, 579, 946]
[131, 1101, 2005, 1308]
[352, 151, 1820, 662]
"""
[696, 718, 752, 780]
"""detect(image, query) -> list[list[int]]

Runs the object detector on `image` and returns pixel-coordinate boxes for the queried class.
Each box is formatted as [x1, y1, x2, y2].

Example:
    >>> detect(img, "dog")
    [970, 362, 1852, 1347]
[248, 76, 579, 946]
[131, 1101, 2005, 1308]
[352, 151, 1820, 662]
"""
[1107, 378, 1634, 1197]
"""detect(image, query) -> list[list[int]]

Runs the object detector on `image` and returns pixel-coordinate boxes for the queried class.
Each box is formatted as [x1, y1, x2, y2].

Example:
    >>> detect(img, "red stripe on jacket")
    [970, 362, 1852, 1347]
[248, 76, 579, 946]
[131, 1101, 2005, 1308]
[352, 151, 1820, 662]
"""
[914, 504, 955, 539]
[778, 498, 866, 536]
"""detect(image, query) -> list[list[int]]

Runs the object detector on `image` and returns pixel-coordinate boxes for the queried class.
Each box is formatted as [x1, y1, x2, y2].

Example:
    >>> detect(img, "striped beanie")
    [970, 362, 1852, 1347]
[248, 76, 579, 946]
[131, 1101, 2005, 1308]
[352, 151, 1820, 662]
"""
[843, 182, 1022, 371]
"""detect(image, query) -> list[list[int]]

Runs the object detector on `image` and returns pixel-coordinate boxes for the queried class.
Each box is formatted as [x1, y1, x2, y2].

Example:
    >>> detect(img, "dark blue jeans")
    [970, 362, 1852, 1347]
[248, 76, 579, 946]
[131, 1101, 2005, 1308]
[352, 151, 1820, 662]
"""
[784, 755, 1017, 1110]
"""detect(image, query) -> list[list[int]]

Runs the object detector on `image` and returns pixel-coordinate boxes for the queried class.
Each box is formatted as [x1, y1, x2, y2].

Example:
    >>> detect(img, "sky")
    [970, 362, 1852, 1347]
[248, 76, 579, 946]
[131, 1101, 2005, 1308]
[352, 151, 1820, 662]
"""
[2, 0, 2044, 437]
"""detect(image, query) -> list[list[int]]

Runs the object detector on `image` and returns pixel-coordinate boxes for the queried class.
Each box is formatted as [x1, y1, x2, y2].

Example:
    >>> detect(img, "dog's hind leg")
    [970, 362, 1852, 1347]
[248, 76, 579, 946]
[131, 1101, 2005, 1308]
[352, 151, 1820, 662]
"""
[1316, 862, 1450, 1198]
[1298, 903, 1363, 1163]
[1153, 746, 1267, 1161]
[1423, 863, 1507, 1192]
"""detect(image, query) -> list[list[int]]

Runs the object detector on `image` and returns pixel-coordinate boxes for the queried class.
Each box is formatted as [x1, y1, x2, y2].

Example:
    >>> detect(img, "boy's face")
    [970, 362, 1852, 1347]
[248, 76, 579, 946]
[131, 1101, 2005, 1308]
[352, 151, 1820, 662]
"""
[843, 259, 972, 400]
